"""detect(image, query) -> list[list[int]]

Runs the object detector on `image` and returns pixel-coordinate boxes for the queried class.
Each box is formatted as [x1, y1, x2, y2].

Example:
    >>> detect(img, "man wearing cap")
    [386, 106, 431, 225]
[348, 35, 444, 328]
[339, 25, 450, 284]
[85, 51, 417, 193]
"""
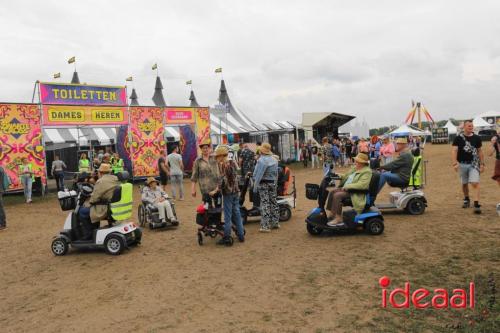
[78, 163, 120, 239]
[191, 143, 219, 198]
[142, 177, 178, 224]
[253, 143, 279, 232]
[377, 137, 414, 192]
[326, 153, 372, 226]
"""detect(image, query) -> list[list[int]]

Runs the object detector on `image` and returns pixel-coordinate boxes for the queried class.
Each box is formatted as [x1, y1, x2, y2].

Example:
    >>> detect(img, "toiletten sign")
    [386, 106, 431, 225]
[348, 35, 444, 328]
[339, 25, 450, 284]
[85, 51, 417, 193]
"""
[40, 82, 127, 106]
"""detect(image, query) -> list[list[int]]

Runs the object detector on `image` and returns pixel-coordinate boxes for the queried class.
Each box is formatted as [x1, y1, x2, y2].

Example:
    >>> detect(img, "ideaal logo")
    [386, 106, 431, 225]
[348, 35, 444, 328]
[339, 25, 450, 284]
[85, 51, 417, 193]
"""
[379, 276, 475, 309]
[0, 118, 30, 138]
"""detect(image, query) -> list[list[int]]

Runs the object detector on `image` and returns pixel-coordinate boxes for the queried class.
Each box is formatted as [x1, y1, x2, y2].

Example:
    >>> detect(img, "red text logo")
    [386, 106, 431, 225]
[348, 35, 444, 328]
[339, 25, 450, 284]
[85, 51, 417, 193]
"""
[379, 276, 475, 309]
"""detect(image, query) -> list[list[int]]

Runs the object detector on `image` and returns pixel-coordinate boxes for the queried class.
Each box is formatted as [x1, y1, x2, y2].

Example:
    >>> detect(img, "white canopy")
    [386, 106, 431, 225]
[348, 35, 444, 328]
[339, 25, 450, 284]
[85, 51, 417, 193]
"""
[388, 124, 429, 137]
[473, 116, 493, 128]
[443, 120, 457, 134]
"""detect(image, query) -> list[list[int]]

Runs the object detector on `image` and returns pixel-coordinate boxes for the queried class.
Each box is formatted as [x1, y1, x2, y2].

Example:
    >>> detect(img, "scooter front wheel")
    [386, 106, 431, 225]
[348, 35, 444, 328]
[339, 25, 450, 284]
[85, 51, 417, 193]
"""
[306, 223, 323, 236]
[51, 237, 69, 256]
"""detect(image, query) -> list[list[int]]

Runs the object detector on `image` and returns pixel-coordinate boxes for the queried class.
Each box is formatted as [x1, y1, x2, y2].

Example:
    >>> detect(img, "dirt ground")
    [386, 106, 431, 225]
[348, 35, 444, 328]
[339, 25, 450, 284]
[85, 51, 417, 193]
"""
[0, 144, 498, 333]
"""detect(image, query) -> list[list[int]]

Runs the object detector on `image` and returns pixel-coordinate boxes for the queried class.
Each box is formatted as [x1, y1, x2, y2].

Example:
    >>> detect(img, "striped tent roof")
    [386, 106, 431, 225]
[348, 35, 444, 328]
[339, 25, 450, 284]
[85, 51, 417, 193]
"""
[209, 80, 260, 134]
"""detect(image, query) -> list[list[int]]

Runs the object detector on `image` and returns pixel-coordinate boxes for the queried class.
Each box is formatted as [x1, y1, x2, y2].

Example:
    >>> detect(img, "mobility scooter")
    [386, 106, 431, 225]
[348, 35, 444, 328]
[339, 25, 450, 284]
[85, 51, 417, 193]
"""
[305, 170, 384, 236]
[51, 171, 142, 256]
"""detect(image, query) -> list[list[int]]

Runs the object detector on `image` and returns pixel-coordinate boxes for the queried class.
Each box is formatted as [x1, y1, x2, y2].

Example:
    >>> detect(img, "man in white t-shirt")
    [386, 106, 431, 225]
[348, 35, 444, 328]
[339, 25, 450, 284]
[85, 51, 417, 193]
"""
[168, 145, 184, 200]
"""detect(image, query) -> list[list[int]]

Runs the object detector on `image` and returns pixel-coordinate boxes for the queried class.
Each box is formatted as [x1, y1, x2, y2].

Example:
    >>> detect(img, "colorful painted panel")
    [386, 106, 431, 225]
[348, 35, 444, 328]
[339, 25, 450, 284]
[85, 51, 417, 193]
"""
[0, 103, 46, 191]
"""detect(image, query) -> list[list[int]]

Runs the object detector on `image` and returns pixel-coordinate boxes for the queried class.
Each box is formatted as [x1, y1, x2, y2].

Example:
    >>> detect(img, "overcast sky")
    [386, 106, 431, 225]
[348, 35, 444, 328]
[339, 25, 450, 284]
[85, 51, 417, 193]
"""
[1, 0, 499, 127]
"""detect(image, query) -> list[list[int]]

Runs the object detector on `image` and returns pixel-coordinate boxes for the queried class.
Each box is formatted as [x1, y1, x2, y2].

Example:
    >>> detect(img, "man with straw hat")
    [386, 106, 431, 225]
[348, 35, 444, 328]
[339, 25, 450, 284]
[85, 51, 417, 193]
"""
[326, 152, 372, 226]
[378, 137, 414, 192]
[253, 143, 279, 232]
[213, 145, 245, 245]
[142, 177, 178, 225]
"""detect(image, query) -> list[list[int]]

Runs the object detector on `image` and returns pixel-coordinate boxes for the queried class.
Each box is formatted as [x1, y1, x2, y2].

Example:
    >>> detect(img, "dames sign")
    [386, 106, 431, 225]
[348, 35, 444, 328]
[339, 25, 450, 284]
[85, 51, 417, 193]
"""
[40, 82, 127, 106]
[43, 105, 128, 126]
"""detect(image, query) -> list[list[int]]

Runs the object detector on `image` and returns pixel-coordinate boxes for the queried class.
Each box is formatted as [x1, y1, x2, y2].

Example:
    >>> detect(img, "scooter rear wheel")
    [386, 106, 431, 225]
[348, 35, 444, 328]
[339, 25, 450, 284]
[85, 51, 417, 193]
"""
[405, 198, 426, 215]
[365, 218, 384, 235]
[279, 206, 292, 222]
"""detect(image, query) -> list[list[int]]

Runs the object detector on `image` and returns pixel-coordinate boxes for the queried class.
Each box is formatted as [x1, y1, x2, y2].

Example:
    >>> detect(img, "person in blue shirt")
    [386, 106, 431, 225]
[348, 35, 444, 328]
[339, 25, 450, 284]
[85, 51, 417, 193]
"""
[253, 143, 279, 232]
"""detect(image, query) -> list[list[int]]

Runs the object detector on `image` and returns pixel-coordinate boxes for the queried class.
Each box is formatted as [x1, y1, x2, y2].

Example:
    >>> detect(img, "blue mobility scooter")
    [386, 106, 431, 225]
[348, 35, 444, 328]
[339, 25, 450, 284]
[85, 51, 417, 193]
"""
[305, 170, 384, 236]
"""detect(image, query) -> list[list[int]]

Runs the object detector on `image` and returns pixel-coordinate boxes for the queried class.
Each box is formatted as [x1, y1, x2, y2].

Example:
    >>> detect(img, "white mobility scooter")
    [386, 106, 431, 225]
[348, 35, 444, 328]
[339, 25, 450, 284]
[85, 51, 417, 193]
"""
[375, 149, 427, 215]
[51, 171, 142, 256]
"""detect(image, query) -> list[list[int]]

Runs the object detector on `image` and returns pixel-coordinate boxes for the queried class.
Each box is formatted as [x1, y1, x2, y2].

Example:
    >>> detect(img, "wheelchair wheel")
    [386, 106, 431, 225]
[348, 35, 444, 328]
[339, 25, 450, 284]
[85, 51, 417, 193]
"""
[138, 204, 146, 227]
[197, 232, 203, 246]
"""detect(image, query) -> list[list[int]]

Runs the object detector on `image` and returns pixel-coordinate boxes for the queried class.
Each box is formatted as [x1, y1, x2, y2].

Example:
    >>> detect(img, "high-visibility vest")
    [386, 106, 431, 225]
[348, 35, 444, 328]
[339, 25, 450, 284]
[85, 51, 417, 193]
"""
[19, 163, 35, 181]
[409, 155, 422, 187]
[112, 158, 124, 174]
[110, 183, 133, 221]
[79, 159, 90, 172]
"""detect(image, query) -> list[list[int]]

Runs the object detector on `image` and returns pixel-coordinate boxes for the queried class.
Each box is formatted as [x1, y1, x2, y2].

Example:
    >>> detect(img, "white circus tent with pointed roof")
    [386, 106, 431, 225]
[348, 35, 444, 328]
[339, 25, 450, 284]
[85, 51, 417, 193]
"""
[209, 79, 261, 143]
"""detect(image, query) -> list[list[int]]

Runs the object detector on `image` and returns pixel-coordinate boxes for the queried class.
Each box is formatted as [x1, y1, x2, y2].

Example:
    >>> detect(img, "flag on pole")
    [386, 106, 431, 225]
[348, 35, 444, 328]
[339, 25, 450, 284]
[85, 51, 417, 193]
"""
[215, 67, 222, 73]
[186, 80, 192, 85]
[53, 72, 61, 79]
[68, 56, 76, 64]
[126, 76, 133, 81]
[152, 63, 157, 70]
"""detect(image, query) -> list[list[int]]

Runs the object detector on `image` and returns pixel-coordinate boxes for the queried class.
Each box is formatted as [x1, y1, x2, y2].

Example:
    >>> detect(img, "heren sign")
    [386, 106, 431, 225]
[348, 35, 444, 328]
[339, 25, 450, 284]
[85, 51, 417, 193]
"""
[43, 105, 128, 126]
[40, 82, 127, 106]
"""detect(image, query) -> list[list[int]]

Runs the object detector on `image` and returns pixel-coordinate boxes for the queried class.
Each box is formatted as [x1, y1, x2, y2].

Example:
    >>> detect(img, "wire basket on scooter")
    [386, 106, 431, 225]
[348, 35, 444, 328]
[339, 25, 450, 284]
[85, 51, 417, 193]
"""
[305, 183, 320, 200]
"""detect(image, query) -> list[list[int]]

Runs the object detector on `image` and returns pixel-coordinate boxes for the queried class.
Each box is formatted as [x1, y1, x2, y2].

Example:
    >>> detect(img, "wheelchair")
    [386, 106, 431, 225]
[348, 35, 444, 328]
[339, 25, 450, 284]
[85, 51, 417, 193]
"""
[137, 185, 178, 229]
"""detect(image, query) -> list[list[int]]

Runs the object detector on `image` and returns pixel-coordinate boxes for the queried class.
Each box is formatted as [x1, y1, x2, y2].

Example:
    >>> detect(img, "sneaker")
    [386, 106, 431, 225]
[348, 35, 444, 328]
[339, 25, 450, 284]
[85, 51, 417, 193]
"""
[473, 205, 481, 214]
[179, 197, 184, 201]
[462, 200, 470, 208]
[259, 228, 271, 233]
[238, 235, 245, 242]
[217, 237, 233, 246]
[0, 226, 6, 231]
[271, 224, 280, 229]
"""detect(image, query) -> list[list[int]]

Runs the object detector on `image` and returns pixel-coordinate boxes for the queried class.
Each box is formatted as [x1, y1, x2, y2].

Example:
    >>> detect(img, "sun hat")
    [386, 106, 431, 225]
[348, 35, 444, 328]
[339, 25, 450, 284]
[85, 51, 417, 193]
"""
[395, 137, 408, 144]
[214, 145, 229, 157]
[146, 177, 159, 186]
[353, 153, 369, 164]
[199, 142, 211, 148]
[260, 143, 272, 155]
[98, 163, 111, 173]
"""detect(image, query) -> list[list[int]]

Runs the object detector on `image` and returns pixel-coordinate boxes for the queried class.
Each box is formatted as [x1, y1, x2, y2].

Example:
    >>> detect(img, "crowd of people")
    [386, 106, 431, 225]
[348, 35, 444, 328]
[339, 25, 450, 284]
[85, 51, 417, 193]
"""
[0, 124, 498, 234]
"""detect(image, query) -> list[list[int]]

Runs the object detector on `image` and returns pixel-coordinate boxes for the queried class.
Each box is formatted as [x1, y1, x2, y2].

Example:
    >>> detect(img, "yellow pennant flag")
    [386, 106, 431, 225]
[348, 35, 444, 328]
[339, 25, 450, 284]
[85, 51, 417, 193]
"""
[186, 80, 192, 85]
[68, 56, 75, 64]
[215, 67, 222, 73]
[152, 63, 157, 70]
[126, 76, 133, 81]
[53, 72, 61, 79]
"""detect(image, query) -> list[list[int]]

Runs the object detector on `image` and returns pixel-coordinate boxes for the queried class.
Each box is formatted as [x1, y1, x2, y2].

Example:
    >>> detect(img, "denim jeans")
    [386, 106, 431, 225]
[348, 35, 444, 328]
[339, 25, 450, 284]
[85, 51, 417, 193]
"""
[378, 172, 407, 192]
[323, 163, 333, 176]
[21, 175, 32, 201]
[54, 171, 65, 191]
[170, 174, 184, 199]
[223, 193, 244, 238]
